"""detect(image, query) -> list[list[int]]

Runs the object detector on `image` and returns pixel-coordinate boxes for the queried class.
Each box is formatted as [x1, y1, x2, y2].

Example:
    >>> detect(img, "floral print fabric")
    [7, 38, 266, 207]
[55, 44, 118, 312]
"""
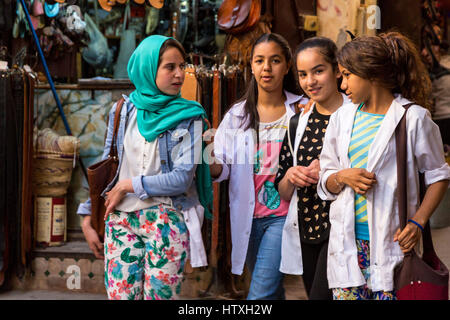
[332, 239, 396, 300]
[104, 204, 188, 300]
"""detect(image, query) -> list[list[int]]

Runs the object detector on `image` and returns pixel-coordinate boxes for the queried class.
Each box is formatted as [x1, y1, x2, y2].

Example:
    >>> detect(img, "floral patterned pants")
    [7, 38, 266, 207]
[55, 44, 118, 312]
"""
[104, 204, 188, 300]
[332, 239, 396, 300]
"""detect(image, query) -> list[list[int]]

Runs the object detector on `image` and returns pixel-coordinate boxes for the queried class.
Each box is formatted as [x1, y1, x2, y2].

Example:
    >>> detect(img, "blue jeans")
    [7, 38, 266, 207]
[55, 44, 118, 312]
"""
[245, 215, 286, 300]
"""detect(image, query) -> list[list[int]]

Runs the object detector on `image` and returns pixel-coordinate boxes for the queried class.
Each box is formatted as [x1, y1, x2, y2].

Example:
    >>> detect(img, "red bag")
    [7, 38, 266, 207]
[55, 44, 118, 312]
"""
[393, 103, 449, 300]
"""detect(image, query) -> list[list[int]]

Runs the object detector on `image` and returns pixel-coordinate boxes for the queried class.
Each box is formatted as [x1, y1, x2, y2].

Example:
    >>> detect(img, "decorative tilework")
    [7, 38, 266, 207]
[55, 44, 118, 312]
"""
[15, 256, 217, 297]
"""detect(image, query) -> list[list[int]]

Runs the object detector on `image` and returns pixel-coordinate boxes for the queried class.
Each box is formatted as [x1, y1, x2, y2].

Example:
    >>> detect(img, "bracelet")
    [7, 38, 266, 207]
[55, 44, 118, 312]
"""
[334, 173, 343, 191]
[408, 219, 424, 232]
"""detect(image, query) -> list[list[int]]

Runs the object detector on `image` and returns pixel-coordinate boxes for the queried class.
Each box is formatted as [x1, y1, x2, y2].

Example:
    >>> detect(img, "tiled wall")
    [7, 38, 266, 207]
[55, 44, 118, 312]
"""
[13, 257, 106, 294]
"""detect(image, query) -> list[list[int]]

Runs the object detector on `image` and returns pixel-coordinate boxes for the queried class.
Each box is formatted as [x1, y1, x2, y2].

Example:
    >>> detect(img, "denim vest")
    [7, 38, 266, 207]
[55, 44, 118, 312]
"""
[77, 95, 201, 215]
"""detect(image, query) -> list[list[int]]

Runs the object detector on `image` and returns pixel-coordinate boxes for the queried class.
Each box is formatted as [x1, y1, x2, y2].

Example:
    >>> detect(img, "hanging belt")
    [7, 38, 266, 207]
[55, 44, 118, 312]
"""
[10, 69, 25, 278]
[211, 70, 221, 269]
[0, 71, 8, 283]
[21, 68, 35, 268]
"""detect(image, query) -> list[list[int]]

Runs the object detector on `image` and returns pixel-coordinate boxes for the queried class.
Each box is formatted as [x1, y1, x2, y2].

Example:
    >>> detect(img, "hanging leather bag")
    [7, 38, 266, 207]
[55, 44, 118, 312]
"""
[393, 103, 449, 300]
[86, 98, 124, 241]
[218, 0, 251, 30]
[218, 0, 261, 35]
[114, 3, 136, 79]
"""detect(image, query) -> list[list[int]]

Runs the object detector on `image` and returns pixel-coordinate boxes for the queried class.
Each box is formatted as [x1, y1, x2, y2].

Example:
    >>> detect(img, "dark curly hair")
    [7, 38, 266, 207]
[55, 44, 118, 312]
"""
[337, 32, 432, 109]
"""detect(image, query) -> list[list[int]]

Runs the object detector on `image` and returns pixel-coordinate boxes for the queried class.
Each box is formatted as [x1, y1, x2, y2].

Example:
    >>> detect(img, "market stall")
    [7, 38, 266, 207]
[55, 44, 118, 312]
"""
[1, 0, 449, 299]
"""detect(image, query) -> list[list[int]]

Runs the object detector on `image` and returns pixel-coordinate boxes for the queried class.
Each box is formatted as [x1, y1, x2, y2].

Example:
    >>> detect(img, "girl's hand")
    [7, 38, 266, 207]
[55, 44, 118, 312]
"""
[307, 159, 320, 177]
[394, 222, 423, 253]
[393, 180, 448, 253]
[286, 165, 319, 188]
[338, 168, 377, 195]
[297, 99, 314, 114]
[104, 179, 133, 220]
[81, 216, 104, 259]
[203, 118, 214, 146]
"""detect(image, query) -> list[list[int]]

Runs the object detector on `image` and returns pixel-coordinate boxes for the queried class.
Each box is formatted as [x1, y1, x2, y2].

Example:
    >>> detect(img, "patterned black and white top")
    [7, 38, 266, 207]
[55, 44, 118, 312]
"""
[274, 107, 332, 244]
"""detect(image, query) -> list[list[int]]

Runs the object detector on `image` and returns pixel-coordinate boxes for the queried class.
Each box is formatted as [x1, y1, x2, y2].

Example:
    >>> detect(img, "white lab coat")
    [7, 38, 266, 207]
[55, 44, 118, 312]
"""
[213, 91, 308, 275]
[280, 93, 350, 275]
[182, 203, 207, 267]
[317, 95, 450, 292]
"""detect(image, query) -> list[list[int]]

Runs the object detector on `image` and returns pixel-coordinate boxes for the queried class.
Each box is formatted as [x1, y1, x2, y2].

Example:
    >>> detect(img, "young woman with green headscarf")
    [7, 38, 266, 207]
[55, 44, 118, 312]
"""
[78, 35, 212, 300]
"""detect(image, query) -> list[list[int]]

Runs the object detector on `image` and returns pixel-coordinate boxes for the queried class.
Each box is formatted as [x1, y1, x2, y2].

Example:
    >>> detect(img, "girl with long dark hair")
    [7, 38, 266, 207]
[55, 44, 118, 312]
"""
[207, 33, 308, 299]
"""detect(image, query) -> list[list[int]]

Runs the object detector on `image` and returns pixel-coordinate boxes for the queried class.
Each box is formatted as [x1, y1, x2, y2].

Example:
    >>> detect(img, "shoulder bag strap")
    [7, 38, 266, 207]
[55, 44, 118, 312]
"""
[288, 112, 300, 158]
[109, 98, 125, 159]
[395, 103, 411, 231]
[395, 102, 435, 254]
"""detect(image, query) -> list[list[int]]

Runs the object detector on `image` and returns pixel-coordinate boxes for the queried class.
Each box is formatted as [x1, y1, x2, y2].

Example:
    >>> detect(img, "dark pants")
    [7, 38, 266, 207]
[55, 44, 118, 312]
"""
[434, 118, 450, 146]
[300, 240, 333, 300]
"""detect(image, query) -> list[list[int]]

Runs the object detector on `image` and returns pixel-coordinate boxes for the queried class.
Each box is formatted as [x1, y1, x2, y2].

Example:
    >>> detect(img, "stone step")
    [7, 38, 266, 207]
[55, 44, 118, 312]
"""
[33, 240, 96, 260]
[12, 240, 226, 298]
[12, 241, 105, 294]
[0, 289, 107, 300]
[11, 239, 308, 299]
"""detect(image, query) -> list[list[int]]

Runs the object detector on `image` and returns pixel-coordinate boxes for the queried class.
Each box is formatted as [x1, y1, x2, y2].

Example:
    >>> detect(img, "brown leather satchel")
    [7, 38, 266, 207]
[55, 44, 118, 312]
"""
[86, 98, 124, 241]
[218, 0, 261, 35]
[393, 103, 449, 300]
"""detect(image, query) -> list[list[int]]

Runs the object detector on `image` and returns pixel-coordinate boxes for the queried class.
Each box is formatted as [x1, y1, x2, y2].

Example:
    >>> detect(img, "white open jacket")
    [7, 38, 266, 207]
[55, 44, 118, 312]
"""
[317, 95, 450, 292]
[213, 91, 308, 275]
[280, 94, 350, 275]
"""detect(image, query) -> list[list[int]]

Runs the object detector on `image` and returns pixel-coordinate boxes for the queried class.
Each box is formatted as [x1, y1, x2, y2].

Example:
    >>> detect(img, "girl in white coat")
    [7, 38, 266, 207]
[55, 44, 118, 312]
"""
[318, 32, 450, 300]
[207, 33, 308, 299]
[275, 37, 349, 300]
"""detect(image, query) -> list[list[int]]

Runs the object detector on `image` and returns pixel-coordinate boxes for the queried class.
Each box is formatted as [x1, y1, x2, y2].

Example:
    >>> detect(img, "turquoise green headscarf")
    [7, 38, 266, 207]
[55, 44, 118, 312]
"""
[127, 35, 212, 219]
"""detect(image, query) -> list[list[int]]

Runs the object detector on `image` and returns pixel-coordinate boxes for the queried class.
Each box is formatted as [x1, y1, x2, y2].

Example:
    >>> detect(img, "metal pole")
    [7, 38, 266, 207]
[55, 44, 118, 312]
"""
[19, 0, 88, 180]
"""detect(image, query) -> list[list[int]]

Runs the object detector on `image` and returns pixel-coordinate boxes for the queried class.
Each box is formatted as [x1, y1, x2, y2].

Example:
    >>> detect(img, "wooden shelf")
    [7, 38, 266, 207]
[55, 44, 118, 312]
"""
[36, 78, 135, 90]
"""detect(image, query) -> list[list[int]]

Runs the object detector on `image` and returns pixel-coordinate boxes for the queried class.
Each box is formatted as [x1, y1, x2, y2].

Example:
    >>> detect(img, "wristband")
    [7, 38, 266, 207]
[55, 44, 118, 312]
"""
[408, 219, 424, 232]
[334, 173, 343, 191]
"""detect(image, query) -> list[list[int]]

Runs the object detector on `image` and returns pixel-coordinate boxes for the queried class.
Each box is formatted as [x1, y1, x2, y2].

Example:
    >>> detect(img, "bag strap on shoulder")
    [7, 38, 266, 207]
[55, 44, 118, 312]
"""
[395, 102, 436, 255]
[395, 103, 412, 230]
[109, 98, 125, 158]
[288, 112, 300, 158]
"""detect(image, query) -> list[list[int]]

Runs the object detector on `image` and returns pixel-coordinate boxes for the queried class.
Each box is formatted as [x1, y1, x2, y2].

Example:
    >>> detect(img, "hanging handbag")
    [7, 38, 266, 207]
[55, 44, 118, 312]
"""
[86, 98, 124, 241]
[393, 103, 449, 300]
[218, 0, 261, 35]
[114, 3, 136, 79]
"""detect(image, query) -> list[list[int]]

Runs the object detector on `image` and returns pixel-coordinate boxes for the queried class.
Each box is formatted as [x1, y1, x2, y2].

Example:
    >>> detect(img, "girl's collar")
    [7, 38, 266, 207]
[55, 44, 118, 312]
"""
[230, 90, 305, 117]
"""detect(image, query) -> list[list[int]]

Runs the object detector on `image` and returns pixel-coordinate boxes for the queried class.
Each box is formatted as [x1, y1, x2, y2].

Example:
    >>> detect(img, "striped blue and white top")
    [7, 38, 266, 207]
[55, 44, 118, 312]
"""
[348, 104, 385, 240]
